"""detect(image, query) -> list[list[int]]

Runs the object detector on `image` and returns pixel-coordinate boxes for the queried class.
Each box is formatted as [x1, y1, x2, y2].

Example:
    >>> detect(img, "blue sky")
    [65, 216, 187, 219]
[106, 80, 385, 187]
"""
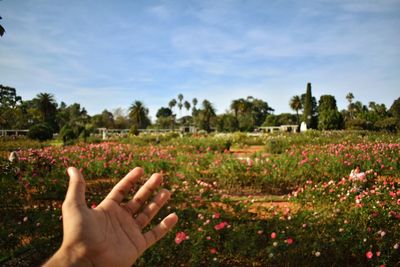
[1, 0, 399, 120]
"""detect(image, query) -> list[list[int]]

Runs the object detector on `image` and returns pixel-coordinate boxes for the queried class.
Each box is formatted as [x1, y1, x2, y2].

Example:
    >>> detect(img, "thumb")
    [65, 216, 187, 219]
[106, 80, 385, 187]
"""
[65, 167, 87, 206]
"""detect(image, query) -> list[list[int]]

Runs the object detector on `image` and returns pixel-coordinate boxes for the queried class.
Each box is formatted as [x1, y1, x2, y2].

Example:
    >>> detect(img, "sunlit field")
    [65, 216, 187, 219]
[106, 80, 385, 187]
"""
[1, 131, 399, 266]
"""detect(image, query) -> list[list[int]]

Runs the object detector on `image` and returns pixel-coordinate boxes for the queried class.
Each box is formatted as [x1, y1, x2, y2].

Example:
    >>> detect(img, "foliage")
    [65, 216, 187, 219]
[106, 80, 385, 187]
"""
[263, 113, 297, 126]
[32, 93, 58, 132]
[1, 132, 400, 266]
[129, 101, 151, 129]
[0, 85, 22, 129]
[196, 100, 217, 132]
[289, 95, 302, 125]
[216, 114, 238, 132]
[230, 97, 274, 131]
[317, 95, 343, 130]
[302, 83, 315, 128]
[59, 124, 78, 145]
[27, 124, 53, 141]
[389, 97, 400, 130]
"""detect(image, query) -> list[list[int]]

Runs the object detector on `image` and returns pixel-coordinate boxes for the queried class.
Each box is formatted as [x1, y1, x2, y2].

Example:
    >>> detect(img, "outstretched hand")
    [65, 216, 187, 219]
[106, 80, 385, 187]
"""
[44, 167, 178, 267]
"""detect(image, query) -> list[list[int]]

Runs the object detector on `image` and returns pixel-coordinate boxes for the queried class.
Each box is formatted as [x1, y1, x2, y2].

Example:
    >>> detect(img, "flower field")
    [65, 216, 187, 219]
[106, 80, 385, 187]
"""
[1, 131, 399, 266]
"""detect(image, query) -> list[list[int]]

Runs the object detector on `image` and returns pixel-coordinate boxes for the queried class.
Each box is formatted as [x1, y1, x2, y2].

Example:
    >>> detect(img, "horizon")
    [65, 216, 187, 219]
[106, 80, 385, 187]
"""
[1, 0, 399, 120]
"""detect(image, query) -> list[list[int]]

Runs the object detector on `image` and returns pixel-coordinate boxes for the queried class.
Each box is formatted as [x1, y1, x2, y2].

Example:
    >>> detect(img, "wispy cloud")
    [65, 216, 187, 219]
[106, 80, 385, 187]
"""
[1, 0, 399, 119]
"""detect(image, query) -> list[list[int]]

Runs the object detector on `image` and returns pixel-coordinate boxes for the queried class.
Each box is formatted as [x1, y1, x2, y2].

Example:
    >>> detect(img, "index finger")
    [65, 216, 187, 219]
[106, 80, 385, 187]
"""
[105, 167, 144, 203]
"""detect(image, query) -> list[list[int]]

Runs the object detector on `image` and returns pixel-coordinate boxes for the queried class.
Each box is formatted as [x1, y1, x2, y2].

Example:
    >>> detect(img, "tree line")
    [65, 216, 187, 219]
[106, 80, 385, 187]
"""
[1, 83, 400, 141]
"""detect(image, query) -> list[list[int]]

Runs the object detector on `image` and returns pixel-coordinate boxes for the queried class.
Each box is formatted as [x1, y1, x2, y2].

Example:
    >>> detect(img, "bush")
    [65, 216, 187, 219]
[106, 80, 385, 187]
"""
[130, 125, 139, 136]
[27, 124, 53, 141]
[59, 125, 78, 145]
[264, 138, 289, 154]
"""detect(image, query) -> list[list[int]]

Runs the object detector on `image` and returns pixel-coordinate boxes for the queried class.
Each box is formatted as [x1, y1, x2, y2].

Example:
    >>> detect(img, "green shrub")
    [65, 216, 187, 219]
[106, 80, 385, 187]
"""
[59, 125, 78, 145]
[27, 124, 53, 141]
[264, 138, 289, 154]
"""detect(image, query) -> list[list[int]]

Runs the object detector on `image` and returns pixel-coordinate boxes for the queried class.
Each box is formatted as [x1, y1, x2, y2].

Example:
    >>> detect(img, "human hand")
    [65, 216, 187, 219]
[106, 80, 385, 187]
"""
[44, 167, 178, 267]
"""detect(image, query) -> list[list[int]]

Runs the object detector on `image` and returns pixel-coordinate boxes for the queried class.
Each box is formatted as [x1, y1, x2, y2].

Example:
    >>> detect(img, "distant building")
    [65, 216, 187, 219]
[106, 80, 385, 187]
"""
[258, 125, 299, 133]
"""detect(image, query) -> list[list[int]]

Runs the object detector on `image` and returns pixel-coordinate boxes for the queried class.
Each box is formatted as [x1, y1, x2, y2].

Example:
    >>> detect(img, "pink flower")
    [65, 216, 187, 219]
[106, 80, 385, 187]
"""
[376, 251, 381, 257]
[214, 221, 228, 231]
[175, 232, 188, 245]
[212, 212, 220, 219]
[247, 158, 253, 167]
[271, 232, 277, 239]
[210, 248, 218, 254]
[287, 238, 294, 245]
[91, 203, 97, 209]
[366, 251, 373, 259]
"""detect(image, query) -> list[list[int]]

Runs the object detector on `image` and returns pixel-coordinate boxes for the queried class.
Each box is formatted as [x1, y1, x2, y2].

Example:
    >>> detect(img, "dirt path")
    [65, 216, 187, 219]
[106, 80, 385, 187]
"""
[229, 145, 264, 158]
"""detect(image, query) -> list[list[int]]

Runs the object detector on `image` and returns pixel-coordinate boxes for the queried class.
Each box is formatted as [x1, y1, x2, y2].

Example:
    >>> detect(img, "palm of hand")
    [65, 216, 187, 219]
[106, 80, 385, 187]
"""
[60, 167, 177, 267]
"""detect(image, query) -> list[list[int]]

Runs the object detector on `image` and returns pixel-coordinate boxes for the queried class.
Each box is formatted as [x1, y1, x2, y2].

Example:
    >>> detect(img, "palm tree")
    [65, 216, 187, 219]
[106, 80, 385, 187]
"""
[178, 94, 184, 103]
[184, 101, 191, 114]
[192, 98, 198, 115]
[177, 94, 184, 117]
[34, 93, 58, 126]
[289, 95, 302, 124]
[201, 100, 216, 132]
[129, 101, 150, 129]
[346, 92, 355, 119]
[230, 99, 241, 119]
[168, 99, 177, 112]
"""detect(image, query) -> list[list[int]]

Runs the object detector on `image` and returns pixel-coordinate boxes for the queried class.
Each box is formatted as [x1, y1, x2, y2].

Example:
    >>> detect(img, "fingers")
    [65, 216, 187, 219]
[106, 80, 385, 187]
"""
[143, 213, 178, 248]
[135, 189, 171, 229]
[64, 167, 86, 206]
[124, 173, 163, 214]
[105, 167, 144, 203]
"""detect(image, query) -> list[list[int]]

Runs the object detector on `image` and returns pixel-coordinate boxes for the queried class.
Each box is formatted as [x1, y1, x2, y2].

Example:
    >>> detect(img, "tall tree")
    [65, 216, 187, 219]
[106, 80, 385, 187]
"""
[289, 95, 302, 125]
[113, 108, 129, 129]
[302, 83, 314, 128]
[156, 107, 173, 118]
[129, 101, 151, 129]
[168, 99, 177, 113]
[33, 93, 58, 131]
[0, 85, 22, 128]
[216, 114, 238, 132]
[230, 97, 273, 131]
[389, 97, 400, 130]
[198, 100, 216, 132]
[389, 97, 400, 119]
[317, 95, 343, 130]
[98, 110, 115, 128]
[184, 101, 191, 114]
[177, 94, 184, 117]
[346, 92, 355, 119]
[251, 98, 274, 126]
[230, 99, 241, 119]
[192, 98, 198, 116]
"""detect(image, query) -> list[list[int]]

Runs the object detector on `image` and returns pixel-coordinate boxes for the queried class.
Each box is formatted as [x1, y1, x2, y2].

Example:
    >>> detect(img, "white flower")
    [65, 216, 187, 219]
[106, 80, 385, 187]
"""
[315, 251, 321, 257]
[394, 243, 399, 250]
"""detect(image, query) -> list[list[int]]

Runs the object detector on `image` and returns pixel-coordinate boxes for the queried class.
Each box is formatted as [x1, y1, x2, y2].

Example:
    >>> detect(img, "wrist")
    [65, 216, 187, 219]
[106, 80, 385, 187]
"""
[44, 245, 92, 267]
